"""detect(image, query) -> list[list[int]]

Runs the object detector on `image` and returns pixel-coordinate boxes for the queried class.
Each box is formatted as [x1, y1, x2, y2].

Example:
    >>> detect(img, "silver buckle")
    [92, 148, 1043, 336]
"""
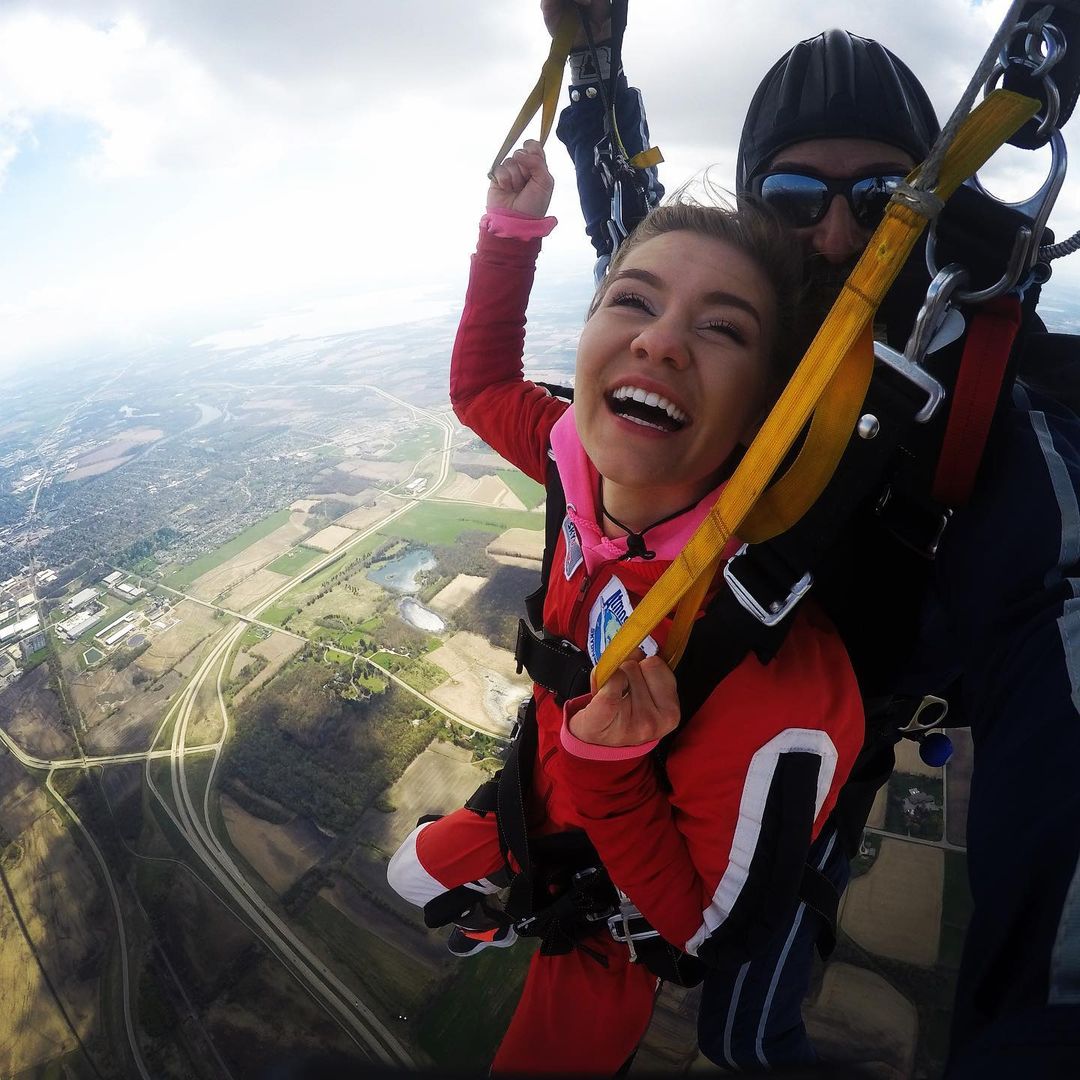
[722, 544, 813, 627]
[607, 893, 660, 963]
[873, 340, 947, 423]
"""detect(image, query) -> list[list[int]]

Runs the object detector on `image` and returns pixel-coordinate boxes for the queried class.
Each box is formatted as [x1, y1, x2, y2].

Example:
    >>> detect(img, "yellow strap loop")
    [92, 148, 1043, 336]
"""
[593, 89, 1038, 689]
[740, 324, 875, 544]
[488, 7, 578, 177]
[629, 147, 664, 170]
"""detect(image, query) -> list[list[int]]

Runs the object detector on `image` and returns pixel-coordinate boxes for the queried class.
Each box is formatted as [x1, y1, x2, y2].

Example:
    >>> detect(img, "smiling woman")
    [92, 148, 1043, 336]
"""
[382, 140, 864, 1075]
[572, 201, 804, 532]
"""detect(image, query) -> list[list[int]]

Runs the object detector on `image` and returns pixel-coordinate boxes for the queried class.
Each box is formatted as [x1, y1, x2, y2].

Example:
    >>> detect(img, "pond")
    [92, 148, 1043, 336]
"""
[399, 597, 446, 633]
[367, 547, 437, 595]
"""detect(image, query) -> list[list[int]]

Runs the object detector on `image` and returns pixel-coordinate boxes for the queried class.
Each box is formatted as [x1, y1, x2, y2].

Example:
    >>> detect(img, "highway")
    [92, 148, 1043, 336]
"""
[1, 397, 509, 1071]
[139, 394, 459, 1066]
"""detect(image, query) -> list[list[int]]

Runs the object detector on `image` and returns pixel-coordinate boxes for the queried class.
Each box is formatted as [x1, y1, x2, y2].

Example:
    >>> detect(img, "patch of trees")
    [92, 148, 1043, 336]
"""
[224, 653, 269, 699]
[39, 558, 96, 600]
[110, 640, 151, 671]
[307, 470, 371, 496]
[226, 659, 439, 833]
[45, 632, 82, 735]
[311, 498, 354, 522]
[116, 526, 182, 569]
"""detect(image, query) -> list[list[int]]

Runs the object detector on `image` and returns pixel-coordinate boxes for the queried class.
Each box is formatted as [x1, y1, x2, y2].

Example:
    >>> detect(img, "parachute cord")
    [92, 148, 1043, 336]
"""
[1040, 228, 1080, 261]
[917, 0, 1028, 196]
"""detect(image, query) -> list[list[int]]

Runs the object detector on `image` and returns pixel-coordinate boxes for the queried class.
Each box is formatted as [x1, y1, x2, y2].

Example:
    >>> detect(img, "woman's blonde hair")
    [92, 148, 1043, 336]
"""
[588, 196, 807, 389]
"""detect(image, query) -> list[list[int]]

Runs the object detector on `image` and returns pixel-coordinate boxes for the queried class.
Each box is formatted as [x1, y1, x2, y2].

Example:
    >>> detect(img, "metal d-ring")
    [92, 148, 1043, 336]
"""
[927, 225, 1032, 306]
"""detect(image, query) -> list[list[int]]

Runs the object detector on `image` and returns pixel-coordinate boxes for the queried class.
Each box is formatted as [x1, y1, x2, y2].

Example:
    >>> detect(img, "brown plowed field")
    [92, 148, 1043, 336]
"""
[221, 795, 330, 894]
[304, 524, 355, 552]
[0, 810, 101, 1076]
[804, 963, 917, 1079]
[429, 574, 488, 614]
[234, 633, 304, 705]
[187, 512, 310, 602]
[220, 568, 291, 613]
[841, 838, 943, 967]
[0, 665, 75, 759]
[139, 599, 226, 676]
[355, 740, 488, 856]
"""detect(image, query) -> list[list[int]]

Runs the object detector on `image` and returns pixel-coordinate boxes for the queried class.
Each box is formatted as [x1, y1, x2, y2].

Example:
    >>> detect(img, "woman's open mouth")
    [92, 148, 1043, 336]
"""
[606, 385, 689, 433]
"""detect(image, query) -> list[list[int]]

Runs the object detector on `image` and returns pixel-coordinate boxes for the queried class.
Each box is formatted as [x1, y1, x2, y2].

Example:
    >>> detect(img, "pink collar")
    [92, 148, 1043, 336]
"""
[549, 408, 736, 575]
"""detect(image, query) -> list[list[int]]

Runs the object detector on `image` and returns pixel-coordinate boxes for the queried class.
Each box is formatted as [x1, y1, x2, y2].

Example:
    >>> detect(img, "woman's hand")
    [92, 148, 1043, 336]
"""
[487, 140, 554, 218]
[569, 653, 681, 747]
[541, 0, 611, 48]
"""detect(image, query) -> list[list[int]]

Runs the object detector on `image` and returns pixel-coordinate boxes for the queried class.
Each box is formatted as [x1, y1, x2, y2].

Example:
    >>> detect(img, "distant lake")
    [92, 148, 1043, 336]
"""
[399, 597, 446, 633]
[367, 547, 436, 594]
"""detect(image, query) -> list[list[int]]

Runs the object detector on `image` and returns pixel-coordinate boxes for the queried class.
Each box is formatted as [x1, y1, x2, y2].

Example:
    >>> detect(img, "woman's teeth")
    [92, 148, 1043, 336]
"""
[609, 385, 689, 430]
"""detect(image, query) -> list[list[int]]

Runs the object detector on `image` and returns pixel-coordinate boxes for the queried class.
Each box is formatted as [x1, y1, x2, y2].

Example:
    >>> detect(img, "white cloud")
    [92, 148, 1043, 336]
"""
[1, 0, 1079, 369]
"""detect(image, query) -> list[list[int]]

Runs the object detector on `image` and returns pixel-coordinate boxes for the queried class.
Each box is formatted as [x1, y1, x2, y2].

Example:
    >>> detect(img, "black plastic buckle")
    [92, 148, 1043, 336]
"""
[723, 544, 813, 627]
[876, 486, 953, 558]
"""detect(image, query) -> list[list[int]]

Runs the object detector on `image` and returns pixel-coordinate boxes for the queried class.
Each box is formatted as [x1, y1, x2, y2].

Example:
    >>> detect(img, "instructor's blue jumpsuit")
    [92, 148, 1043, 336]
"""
[557, 69, 1080, 1077]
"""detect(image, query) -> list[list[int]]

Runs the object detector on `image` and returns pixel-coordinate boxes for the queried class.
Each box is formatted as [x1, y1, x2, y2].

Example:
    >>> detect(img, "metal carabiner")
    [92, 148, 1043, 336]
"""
[905, 264, 970, 366]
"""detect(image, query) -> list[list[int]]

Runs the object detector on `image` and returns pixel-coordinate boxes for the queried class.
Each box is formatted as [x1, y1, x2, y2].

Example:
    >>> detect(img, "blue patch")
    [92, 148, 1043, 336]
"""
[587, 577, 658, 664]
[562, 517, 583, 580]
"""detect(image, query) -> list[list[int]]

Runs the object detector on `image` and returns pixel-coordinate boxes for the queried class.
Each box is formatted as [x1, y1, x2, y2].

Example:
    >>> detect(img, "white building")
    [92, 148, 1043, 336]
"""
[65, 587, 99, 613]
[0, 612, 40, 644]
[17, 593, 35, 609]
[103, 570, 124, 585]
[57, 609, 97, 642]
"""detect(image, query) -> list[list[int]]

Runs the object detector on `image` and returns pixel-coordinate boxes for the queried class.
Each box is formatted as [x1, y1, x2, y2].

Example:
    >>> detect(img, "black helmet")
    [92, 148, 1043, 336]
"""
[737, 29, 941, 192]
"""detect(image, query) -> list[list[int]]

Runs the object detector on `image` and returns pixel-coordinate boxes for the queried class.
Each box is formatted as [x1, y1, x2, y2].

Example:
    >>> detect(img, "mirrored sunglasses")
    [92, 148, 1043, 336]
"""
[753, 171, 907, 229]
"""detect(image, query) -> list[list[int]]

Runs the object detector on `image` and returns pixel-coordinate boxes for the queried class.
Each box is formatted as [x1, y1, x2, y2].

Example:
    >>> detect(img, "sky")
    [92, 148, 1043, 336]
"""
[2, 0, 1079, 374]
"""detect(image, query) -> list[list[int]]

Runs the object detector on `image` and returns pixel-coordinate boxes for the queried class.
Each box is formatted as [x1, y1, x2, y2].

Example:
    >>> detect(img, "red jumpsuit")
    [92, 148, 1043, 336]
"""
[387, 221, 864, 1074]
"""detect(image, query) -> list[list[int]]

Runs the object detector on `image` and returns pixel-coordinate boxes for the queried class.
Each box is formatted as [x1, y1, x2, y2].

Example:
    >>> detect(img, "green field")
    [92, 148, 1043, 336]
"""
[301, 896, 434, 1021]
[259, 602, 298, 627]
[377, 502, 542, 545]
[418, 937, 537, 1068]
[167, 508, 294, 587]
[497, 469, 546, 510]
[385, 427, 443, 463]
[266, 545, 324, 577]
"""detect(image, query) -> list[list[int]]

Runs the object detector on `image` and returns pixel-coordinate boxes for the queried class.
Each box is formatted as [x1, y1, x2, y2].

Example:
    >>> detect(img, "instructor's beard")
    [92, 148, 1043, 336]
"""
[802, 254, 859, 316]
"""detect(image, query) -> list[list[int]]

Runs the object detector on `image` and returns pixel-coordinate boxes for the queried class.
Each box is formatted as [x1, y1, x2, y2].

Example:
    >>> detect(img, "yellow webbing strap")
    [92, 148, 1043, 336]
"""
[488, 7, 579, 177]
[629, 146, 664, 170]
[593, 89, 1038, 688]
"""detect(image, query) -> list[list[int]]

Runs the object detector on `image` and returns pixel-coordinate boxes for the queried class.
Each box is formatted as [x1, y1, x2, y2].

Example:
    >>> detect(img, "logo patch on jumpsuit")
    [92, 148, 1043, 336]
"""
[562, 516, 583, 580]
[588, 577, 658, 664]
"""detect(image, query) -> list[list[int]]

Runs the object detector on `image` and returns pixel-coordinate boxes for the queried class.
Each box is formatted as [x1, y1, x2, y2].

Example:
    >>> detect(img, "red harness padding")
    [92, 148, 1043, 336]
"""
[931, 294, 1023, 507]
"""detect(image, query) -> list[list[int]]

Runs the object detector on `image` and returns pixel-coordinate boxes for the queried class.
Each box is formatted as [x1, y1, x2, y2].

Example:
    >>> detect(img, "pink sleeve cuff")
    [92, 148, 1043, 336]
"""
[481, 208, 558, 241]
[560, 694, 660, 761]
